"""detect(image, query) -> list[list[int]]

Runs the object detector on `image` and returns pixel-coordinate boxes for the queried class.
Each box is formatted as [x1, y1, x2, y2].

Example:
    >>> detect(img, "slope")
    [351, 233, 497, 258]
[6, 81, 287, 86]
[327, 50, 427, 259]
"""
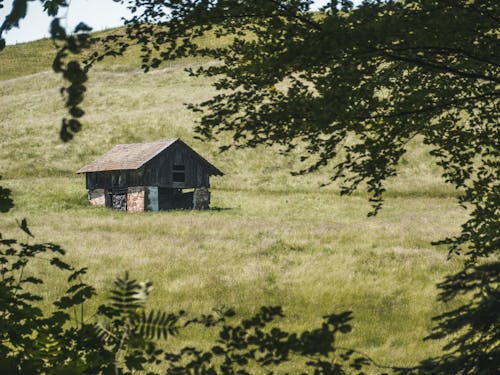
[0, 33, 466, 370]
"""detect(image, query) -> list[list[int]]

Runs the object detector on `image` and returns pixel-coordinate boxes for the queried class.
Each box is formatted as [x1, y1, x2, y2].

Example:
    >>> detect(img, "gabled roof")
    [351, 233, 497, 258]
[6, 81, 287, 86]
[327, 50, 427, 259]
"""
[76, 138, 223, 175]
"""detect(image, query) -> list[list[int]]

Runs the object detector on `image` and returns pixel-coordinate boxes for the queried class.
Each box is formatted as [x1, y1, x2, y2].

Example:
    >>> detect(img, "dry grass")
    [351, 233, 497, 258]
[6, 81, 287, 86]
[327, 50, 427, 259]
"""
[0, 36, 470, 370]
[0, 177, 468, 368]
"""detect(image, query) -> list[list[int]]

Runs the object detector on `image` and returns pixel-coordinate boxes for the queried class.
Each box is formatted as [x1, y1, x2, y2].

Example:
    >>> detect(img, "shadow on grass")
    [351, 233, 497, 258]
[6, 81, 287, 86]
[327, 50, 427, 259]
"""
[208, 206, 234, 211]
[396, 261, 500, 375]
[1, 215, 495, 374]
[0, 177, 14, 213]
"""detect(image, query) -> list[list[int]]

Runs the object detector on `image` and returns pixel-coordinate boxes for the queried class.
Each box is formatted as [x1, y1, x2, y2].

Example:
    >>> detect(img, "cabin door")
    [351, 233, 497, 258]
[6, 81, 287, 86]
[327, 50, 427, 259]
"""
[111, 191, 127, 211]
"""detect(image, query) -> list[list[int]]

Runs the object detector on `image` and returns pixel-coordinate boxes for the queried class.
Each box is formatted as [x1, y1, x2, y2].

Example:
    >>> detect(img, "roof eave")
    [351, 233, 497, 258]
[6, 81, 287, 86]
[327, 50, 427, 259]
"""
[210, 168, 224, 177]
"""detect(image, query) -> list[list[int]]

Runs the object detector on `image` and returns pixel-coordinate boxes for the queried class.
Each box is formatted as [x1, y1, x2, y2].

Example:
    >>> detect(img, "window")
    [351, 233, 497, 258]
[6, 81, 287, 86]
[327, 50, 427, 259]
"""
[118, 173, 126, 186]
[87, 173, 97, 187]
[112, 172, 126, 186]
[173, 165, 185, 183]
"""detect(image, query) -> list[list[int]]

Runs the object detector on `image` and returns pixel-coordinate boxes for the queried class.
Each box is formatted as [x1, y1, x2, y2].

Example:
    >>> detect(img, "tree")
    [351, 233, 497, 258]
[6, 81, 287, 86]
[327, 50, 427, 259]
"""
[2, 0, 497, 260]
[1, 0, 499, 373]
[116, 0, 499, 260]
[1, 222, 380, 374]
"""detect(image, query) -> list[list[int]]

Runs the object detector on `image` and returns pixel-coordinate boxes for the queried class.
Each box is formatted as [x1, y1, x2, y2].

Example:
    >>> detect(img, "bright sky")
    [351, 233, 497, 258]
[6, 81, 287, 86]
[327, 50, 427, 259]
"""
[1, 0, 132, 45]
[0, 0, 361, 45]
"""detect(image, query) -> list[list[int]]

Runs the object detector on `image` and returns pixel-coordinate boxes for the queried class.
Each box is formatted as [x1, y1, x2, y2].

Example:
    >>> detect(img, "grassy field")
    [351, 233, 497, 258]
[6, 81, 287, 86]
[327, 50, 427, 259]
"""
[0, 35, 469, 371]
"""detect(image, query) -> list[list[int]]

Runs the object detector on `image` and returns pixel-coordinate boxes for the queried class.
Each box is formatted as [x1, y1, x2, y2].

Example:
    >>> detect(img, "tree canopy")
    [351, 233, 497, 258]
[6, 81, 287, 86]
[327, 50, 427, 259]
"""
[130, 0, 499, 260]
[1, 0, 499, 373]
[4, 0, 493, 262]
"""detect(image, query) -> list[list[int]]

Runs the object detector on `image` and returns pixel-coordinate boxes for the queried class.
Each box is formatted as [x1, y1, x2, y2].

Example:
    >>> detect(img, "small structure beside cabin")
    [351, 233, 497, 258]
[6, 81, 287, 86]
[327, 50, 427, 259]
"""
[76, 139, 223, 211]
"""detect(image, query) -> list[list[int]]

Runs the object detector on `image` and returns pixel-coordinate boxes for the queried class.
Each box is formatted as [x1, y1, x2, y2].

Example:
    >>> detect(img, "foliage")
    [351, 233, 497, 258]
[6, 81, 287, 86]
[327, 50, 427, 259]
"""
[0, 219, 96, 373]
[93, 272, 185, 373]
[0, 220, 185, 374]
[0, 222, 384, 374]
[0, 218, 180, 374]
[163, 307, 380, 375]
[425, 261, 499, 374]
[398, 261, 500, 375]
[102, 0, 499, 261]
[0, 0, 498, 373]
[2, 0, 497, 260]
[74, 2, 498, 372]
[0, 176, 13, 213]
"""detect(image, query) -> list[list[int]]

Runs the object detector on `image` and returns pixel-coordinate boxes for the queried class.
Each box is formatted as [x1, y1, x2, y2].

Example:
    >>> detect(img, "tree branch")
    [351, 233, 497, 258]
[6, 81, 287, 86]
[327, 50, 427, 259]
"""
[378, 50, 500, 84]
[385, 46, 499, 68]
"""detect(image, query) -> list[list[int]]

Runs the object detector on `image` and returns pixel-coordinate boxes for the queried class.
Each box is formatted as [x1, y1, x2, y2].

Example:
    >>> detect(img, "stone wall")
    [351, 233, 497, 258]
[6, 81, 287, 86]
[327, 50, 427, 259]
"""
[127, 186, 145, 212]
[88, 189, 106, 206]
[193, 187, 210, 210]
[89, 186, 212, 211]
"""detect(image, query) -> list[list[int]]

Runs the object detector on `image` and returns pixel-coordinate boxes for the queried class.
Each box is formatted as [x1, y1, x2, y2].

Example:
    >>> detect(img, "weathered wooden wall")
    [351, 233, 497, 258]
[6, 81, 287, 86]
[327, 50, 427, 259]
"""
[142, 143, 211, 188]
[86, 142, 212, 190]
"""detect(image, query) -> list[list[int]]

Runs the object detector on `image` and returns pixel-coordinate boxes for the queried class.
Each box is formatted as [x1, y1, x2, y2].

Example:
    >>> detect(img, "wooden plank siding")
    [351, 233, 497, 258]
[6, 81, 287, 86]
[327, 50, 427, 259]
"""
[86, 142, 212, 190]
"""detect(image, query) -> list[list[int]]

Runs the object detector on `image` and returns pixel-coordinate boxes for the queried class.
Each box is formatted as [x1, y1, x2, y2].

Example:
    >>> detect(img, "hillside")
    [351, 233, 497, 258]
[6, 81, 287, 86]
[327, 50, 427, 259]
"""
[0, 29, 455, 195]
[0, 33, 466, 370]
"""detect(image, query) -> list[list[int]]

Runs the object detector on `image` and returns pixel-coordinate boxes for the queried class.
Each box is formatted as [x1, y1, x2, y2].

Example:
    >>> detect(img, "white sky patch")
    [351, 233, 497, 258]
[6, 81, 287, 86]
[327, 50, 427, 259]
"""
[0, 0, 363, 45]
[1, 0, 132, 44]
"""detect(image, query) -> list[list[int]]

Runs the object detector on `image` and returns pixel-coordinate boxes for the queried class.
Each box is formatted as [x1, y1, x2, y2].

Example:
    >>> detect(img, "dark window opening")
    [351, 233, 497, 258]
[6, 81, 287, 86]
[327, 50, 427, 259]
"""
[112, 172, 126, 187]
[119, 173, 126, 186]
[158, 188, 193, 210]
[173, 165, 185, 183]
[89, 173, 97, 185]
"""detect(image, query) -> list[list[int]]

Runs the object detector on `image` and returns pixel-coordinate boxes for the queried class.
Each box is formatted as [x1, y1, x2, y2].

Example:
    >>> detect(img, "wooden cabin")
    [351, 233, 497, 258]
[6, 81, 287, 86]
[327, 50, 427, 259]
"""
[76, 139, 223, 211]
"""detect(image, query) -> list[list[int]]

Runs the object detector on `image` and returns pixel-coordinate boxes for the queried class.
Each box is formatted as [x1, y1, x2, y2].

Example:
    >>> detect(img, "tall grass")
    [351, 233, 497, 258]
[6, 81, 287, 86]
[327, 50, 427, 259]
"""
[0, 34, 469, 370]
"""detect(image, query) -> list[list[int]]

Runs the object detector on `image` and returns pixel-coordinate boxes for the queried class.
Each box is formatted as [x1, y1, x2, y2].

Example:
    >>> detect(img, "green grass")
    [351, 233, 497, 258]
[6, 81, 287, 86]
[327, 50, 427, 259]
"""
[0, 38, 56, 80]
[0, 33, 469, 371]
[0, 177, 467, 369]
[0, 26, 228, 81]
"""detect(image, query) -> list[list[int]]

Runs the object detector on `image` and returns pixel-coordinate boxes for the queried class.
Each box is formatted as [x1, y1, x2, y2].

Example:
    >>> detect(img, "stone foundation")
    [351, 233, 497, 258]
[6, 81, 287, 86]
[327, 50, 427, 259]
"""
[88, 189, 106, 206]
[127, 186, 145, 212]
[193, 187, 210, 210]
[89, 186, 211, 211]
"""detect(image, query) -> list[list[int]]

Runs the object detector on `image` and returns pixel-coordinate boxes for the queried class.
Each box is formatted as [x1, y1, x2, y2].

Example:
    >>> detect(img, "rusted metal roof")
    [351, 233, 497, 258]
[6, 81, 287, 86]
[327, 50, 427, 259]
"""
[76, 138, 180, 173]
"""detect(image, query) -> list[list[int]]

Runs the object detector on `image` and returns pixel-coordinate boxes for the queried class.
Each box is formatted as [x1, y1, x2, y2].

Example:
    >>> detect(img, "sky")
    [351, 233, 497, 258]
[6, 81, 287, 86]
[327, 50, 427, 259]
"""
[0, 0, 361, 45]
[0, 0, 132, 44]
